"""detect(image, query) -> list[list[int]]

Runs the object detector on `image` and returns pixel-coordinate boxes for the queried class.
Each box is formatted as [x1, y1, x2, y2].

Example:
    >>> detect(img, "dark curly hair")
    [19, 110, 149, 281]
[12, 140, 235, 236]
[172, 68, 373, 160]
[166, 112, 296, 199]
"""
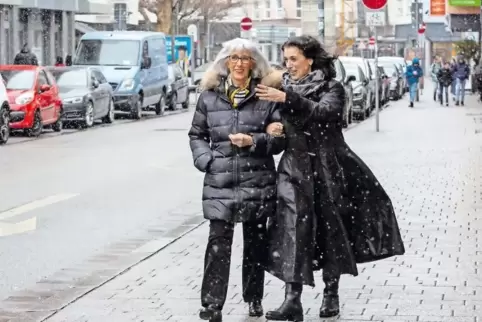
[281, 35, 337, 80]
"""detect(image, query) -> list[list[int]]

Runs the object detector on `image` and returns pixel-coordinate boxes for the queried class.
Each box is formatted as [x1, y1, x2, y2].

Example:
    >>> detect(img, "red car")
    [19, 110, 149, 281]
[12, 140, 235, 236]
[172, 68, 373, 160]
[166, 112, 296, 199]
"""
[0, 65, 63, 137]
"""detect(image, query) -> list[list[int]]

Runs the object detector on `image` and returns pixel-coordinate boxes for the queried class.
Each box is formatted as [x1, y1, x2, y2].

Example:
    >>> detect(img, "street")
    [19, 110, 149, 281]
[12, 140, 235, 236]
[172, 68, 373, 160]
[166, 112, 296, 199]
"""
[0, 84, 481, 322]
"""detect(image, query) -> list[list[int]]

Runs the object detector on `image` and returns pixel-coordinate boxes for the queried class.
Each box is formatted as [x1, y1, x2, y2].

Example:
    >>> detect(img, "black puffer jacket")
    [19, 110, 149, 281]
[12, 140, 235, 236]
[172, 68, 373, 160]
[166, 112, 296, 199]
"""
[188, 70, 284, 223]
[437, 68, 452, 87]
[13, 46, 39, 66]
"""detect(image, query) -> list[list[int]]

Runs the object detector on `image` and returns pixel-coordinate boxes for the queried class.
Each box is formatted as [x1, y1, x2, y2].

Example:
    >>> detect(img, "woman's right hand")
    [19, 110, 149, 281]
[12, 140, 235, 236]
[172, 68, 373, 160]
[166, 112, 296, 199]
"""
[266, 122, 284, 136]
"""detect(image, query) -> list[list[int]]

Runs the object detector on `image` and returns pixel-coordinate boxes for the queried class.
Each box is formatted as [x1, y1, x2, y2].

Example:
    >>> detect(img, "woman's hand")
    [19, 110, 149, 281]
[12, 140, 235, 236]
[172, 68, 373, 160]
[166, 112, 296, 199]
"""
[266, 122, 284, 136]
[255, 84, 286, 102]
[229, 133, 253, 147]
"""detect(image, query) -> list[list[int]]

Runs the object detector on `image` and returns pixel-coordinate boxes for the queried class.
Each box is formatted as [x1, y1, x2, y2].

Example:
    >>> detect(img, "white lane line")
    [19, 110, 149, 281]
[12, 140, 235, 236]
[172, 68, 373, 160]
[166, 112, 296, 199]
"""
[0, 217, 37, 237]
[0, 193, 80, 221]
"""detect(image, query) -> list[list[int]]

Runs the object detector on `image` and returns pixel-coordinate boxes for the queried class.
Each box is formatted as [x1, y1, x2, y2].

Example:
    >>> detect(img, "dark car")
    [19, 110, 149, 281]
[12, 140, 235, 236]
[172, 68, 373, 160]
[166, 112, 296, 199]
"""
[335, 59, 354, 127]
[167, 64, 189, 110]
[343, 63, 370, 120]
[48, 67, 115, 128]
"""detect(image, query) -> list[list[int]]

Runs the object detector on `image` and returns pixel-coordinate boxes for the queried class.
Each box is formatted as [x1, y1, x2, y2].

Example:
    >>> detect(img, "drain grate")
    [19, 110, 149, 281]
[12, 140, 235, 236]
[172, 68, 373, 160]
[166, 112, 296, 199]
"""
[154, 128, 186, 132]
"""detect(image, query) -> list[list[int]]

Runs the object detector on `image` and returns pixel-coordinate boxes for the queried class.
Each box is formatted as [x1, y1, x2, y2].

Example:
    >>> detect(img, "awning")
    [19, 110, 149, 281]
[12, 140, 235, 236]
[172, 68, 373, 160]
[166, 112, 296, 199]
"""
[75, 22, 97, 34]
[16, 0, 111, 14]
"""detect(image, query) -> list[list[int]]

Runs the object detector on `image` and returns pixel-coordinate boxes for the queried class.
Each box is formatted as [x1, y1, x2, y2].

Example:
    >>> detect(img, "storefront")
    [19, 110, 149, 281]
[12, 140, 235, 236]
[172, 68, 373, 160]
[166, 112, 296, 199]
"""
[0, 0, 111, 65]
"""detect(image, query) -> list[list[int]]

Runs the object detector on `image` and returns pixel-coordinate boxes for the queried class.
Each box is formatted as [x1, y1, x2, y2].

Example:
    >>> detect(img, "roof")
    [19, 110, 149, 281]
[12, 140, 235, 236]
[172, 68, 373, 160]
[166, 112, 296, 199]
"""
[80, 31, 166, 41]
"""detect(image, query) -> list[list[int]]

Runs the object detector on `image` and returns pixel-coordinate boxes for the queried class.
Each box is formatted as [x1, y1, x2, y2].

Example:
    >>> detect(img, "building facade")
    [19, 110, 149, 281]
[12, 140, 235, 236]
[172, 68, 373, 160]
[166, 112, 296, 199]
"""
[0, 0, 111, 65]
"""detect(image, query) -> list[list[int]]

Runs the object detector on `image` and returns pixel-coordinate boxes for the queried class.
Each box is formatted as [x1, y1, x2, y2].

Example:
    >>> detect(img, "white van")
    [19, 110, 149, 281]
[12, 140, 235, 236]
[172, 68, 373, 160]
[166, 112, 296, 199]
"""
[0, 79, 9, 145]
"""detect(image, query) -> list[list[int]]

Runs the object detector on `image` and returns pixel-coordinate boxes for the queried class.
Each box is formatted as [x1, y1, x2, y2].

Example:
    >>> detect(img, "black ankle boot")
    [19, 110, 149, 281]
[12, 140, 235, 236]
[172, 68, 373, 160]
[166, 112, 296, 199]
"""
[199, 305, 222, 321]
[248, 300, 263, 317]
[319, 278, 340, 318]
[265, 283, 303, 321]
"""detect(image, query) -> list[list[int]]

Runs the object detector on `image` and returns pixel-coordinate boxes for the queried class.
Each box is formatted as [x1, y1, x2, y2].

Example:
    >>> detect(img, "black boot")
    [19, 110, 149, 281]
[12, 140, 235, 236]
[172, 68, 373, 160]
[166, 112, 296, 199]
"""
[248, 300, 263, 317]
[199, 305, 222, 322]
[319, 276, 340, 318]
[265, 283, 303, 321]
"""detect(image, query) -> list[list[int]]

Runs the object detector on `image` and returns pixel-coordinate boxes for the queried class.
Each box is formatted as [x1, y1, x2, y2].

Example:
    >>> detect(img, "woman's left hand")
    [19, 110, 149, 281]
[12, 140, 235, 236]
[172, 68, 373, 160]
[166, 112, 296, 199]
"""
[256, 84, 286, 102]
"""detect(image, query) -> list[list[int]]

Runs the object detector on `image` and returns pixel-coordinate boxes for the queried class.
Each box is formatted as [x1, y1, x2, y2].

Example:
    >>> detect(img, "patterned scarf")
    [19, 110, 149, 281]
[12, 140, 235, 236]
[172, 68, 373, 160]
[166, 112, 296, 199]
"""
[282, 69, 327, 98]
[225, 76, 251, 108]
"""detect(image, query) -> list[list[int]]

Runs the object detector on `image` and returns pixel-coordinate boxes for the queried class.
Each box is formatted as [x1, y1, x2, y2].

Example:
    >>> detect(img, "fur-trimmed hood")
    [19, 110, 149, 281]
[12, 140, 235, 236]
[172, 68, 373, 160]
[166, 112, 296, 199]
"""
[200, 68, 284, 90]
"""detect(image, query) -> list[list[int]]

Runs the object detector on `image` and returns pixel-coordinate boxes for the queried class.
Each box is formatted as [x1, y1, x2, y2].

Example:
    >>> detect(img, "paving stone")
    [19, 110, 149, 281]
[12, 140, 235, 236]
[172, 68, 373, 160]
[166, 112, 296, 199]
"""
[43, 87, 482, 322]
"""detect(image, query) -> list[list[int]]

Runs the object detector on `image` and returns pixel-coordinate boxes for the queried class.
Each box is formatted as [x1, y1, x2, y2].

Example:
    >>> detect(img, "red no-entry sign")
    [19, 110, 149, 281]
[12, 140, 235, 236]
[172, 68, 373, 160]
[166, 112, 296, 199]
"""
[362, 0, 387, 10]
[240, 17, 253, 31]
[418, 23, 426, 34]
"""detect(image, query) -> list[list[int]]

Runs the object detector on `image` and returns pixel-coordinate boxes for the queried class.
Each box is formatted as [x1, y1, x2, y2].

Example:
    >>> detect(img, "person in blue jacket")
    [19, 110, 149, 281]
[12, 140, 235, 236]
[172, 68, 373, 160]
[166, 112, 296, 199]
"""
[405, 57, 423, 107]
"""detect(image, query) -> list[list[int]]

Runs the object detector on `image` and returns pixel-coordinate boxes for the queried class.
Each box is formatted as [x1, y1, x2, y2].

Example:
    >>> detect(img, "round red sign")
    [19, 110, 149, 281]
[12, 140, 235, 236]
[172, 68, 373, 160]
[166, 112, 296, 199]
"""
[369, 37, 375, 45]
[418, 23, 426, 34]
[240, 17, 253, 31]
[361, 0, 387, 10]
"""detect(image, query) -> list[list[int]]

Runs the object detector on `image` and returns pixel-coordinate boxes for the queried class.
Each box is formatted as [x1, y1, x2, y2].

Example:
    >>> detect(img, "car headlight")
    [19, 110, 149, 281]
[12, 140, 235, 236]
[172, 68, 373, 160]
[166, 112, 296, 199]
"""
[63, 97, 83, 104]
[15, 91, 34, 105]
[119, 78, 135, 90]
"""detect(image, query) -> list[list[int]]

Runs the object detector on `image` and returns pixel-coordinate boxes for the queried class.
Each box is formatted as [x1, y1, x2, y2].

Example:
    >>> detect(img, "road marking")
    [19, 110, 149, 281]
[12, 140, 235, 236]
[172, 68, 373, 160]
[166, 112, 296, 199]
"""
[0, 193, 79, 221]
[0, 217, 37, 237]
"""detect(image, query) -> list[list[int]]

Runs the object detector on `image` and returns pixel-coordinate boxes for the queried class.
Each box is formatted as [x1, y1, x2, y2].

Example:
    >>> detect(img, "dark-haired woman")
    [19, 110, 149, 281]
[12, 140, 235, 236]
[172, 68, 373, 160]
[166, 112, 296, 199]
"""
[55, 56, 65, 67]
[256, 35, 405, 321]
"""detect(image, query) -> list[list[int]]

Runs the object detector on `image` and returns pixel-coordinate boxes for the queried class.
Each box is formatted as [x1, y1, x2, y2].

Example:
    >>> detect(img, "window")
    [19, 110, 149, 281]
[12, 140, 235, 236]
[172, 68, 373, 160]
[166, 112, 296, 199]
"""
[38, 71, 49, 86]
[296, 0, 301, 17]
[0, 70, 35, 90]
[50, 69, 88, 87]
[74, 40, 140, 66]
[277, 0, 282, 8]
[92, 70, 107, 83]
[254, 1, 260, 19]
[265, 0, 270, 18]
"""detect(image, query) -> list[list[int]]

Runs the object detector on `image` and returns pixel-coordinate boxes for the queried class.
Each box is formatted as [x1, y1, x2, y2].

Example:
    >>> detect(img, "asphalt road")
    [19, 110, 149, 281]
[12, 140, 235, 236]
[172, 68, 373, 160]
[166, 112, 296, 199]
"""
[0, 94, 385, 304]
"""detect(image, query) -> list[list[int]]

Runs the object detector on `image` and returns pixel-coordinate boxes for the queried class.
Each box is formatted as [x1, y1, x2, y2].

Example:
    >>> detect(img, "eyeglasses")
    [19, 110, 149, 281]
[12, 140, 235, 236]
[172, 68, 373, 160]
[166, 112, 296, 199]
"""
[229, 55, 252, 64]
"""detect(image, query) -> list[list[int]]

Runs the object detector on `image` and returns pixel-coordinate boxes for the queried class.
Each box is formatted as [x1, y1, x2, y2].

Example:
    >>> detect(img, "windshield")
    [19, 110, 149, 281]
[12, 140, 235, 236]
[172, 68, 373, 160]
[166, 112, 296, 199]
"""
[0, 70, 35, 90]
[379, 63, 397, 75]
[50, 69, 87, 87]
[74, 40, 140, 66]
[343, 65, 360, 81]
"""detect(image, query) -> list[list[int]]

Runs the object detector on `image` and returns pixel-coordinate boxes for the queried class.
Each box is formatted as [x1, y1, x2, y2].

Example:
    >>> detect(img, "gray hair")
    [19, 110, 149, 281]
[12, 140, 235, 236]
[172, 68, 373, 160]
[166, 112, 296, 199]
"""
[207, 38, 271, 79]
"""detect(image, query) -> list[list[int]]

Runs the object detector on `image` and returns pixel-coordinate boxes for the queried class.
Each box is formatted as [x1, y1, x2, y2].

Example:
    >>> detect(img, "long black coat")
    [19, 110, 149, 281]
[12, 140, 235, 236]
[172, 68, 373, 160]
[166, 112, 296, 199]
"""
[188, 73, 284, 223]
[13, 47, 38, 66]
[267, 77, 405, 286]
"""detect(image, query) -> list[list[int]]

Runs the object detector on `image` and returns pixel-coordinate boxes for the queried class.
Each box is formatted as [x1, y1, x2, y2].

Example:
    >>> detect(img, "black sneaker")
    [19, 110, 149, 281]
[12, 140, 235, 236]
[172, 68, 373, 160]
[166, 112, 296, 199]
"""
[409, 102, 414, 108]
[455, 101, 459, 106]
[446, 102, 449, 107]
[461, 101, 464, 106]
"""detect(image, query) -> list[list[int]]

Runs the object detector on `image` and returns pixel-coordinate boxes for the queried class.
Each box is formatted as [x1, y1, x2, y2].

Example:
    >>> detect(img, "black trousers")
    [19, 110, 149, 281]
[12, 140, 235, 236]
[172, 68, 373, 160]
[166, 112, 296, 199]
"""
[201, 219, 267, 309]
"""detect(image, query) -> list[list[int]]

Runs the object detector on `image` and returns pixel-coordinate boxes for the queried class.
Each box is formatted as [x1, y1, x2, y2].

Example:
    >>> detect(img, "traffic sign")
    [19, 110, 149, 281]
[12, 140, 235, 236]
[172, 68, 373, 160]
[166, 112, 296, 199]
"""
[366, 11, 386, 26]
[240, 17, 253, 31]
[187, 24, 198, 43]
[362, 0, 387, 10]
[418, 23, 426, 34]
[369, 37, 375, 45]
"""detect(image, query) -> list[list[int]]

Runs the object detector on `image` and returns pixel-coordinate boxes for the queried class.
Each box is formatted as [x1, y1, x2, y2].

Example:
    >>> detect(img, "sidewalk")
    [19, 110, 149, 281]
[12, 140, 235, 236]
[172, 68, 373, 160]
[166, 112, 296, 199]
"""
[45, 90, 482, 322]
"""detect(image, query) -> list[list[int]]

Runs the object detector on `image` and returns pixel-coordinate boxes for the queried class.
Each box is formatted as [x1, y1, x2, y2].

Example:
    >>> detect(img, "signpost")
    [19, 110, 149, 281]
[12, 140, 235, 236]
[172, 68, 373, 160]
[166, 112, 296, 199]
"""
[363, 0, 387, 132]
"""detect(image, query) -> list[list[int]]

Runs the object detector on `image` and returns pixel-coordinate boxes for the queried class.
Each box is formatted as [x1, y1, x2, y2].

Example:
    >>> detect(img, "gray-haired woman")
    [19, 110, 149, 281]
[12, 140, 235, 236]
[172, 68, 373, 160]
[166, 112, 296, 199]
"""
[188, 38, 284, 322]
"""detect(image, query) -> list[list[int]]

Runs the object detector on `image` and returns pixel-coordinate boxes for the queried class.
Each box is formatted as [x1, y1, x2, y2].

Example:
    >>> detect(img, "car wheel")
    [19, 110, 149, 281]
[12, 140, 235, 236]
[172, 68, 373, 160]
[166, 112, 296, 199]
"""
[131, 97, 143, 120]
[52, 108, 63, 132]
[102, 98, 115, 124]
[25, 110, 42, 137]
[81, 102, 94, 128]
[0, 106, 10, 145]
[169, 92, 178, 110]
[155, 94, 166, 116]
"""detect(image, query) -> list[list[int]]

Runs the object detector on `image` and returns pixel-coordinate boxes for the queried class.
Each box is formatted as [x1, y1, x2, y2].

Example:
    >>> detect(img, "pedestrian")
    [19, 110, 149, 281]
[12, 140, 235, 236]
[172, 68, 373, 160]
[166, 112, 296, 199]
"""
[451, 56, 470, 106]
[450, 58, 457, 99]
[473, 62, 482, 101]
[13, 44, 39, 66]
[255, 35, 405, 321]
[430, 56, 442, 101]
[437, 61, 452, 107]
[65, 55, 72, 66]
[55, 56, 65, 67]
[405, 57, 423, 108]
[188, 38, 285, 322]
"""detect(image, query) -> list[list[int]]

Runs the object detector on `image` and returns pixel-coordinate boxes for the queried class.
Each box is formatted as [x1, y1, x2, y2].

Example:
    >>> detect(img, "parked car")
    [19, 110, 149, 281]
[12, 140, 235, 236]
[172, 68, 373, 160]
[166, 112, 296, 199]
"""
[377, 66, 390, 105]
[343, 63, 370, 120]
[339, 56, 376, 112]
[378, 62, 403, 100]
[190, 62, 213, 91]
[378, 57, 407, 92]
[0, 78, 10, 144]
[47, 66, 115, 128]
[367, 59, 384, 106]
[167, 63, 189, 110]
[0, 65, 63, 137]
[335, 59, 354, 127]
[73, 31, 169, 118]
